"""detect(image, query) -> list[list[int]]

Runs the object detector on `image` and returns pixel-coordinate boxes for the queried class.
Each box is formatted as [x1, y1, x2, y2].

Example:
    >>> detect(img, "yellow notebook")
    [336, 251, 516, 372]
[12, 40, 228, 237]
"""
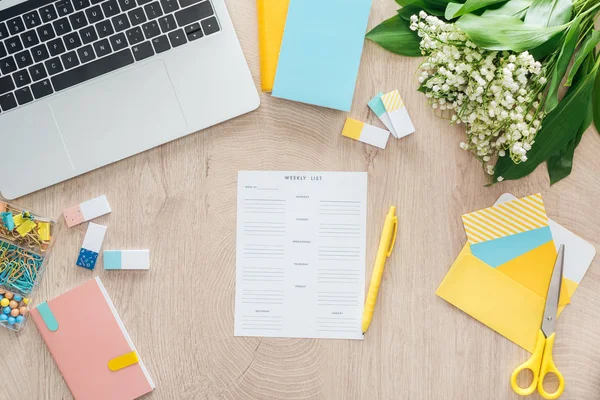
[257, 0, 289, 92]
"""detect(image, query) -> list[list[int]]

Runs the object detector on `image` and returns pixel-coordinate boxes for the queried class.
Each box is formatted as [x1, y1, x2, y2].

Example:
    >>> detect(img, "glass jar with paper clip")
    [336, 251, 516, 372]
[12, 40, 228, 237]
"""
[0, 201, 57, 331]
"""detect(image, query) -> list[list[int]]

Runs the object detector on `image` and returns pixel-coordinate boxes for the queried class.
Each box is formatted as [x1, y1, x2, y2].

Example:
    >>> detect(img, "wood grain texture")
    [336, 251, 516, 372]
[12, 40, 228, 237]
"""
[2, 0, 600, 399]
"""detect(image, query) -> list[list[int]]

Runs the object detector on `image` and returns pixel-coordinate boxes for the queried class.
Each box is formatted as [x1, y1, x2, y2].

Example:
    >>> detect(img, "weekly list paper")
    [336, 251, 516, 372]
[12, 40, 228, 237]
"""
[234, 171, 367, 340]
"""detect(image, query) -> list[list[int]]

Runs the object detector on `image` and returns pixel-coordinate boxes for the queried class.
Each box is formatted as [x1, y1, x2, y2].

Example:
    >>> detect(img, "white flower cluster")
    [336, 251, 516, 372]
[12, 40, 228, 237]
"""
[410, 12, 547, 175]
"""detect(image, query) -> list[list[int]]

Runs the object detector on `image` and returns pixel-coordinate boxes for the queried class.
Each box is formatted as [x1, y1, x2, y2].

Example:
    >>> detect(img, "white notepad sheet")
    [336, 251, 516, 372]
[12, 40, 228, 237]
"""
[234, 171, 367, 340]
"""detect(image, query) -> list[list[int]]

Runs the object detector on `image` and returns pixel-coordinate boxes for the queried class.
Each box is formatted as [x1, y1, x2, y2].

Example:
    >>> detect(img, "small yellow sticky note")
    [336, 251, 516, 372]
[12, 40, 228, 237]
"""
[38, 222, 50, 241]
[108, 350, 139, 371]
[12, 214, 24, 227]
[17, 219, 36, 236]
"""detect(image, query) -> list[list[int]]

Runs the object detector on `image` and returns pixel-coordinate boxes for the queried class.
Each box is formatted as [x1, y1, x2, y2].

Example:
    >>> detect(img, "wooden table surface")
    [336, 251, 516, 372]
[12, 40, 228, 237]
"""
[3, 0, 600, 399]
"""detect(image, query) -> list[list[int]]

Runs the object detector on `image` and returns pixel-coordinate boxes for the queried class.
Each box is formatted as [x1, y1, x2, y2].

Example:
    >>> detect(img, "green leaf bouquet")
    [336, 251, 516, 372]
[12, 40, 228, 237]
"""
[367, 0, 600, 184]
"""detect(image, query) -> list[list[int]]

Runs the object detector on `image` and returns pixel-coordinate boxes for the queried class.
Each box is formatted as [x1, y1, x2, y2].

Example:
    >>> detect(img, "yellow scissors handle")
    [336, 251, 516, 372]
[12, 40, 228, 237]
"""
[510, 330, 565, 399]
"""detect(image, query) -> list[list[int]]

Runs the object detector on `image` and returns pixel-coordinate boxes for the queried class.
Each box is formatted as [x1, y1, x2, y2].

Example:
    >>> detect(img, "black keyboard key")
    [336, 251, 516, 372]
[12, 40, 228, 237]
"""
[158, 14, 176, 33]
[45, 57, 64, 75]
[85, 5, 104, 24]
[15, 50, 34, 68]
[144, 2, 163, 19]
[5, 37, 23, 54]
[93, 38, 111, 57]
[0, 23, 8, 40]
[0, 57, 17, 74]
[23, 11, 42, 29]
[168, 28, 186, 47]
[179, 0, 202, 8]
[61, 51, 79, 69]
[21, 30, 40, 48]
[52, 48, 134, 91]
[184, 22, 202, 41]
[200, 16, 219, 35]
[80, 26, 98, 44]
[48, 38, 66, 56]
[151, 34, 170, 53]
[112, 14, 131, 32]
[31, 44, 51, 62]
[0, 43, 6, 59]
[101, 0, 120, 18]
[160, 0, 178, 13]
[109, 32, 127, 50]
[96, 20, 114, 38]
[132, 40, 153, 61]
[137, 0, 152, 5]
[0, 76, 15, 95]
[69, 11, 87, 30]
[7, 17, 25, 35]
[64, 32, 82, 50]
[142, 20, 160, 39]
[29, 63, 48, 81]
[37, 24, 56, 42]
[56, 0, 75, 17]
[77, 45, 95, 63]
[126, 26, 144, 44]
[0, 93, 17, 111]
[40, 5, 58, 23]
[91, 0, 103, 4]
[15, 86, 33, 105]
[32, 79, 54, 98]
[118, 0, 136, 12]
[73, 0, 91, 11]
[13, 69, 31, 87]
[175, 2, 213, 28]
[53, 18, 72, 36]
[128, 7, 147, 26]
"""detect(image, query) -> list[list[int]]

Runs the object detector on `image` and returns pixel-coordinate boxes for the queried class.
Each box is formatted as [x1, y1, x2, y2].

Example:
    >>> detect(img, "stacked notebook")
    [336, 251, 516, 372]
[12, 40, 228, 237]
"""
[257, 0, 372, 111]
[31, 278, 155, 400]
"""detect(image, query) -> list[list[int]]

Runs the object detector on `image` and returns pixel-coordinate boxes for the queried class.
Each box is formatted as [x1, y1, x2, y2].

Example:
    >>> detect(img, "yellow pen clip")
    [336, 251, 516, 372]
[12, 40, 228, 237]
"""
[386, 216, 398, 257]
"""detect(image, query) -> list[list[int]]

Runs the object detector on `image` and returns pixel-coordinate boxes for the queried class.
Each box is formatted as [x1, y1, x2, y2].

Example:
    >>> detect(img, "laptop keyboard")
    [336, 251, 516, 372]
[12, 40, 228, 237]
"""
[0, 0, 220, 113]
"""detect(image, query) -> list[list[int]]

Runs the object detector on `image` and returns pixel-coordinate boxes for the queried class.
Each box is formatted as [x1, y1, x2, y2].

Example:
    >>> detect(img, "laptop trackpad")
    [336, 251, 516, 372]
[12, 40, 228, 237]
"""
[50, 60, 187, 172]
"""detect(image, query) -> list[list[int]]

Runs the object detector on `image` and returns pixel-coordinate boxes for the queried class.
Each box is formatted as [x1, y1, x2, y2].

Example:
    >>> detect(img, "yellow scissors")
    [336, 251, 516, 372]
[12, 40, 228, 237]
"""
[510, 245, 566, 399]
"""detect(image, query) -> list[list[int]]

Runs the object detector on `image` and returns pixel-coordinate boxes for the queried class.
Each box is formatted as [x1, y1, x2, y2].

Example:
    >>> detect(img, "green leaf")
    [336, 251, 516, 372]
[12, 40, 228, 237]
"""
[445, 0, 506, 19]
[493, 67, 597, 182]
[594, 68, 600, 134]
[482, 0, 533, 19]
[396, 0, 447, 15]
[524, 0, 572, 27]
[530, 31, 562, 60]
[565, 31, 600, 86]
[366, 15, 422, 57]
[455, 14, 565, 51]
[398, 5, 425, 20]
[547, 54, 595, 184]
[545, 16, 581, 113]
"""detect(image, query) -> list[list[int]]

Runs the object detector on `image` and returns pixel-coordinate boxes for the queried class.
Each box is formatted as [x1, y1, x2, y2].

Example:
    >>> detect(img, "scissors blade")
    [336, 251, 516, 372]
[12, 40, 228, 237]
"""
[541, 245, 565, 338]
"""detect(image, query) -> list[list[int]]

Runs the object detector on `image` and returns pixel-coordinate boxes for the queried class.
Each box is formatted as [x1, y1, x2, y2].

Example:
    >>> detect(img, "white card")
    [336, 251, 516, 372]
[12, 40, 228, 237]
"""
[234, 171, 367, 340]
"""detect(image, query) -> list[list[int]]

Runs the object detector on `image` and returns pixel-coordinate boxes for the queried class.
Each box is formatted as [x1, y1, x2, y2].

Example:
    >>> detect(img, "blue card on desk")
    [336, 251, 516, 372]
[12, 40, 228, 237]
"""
[271, 0, 372, 111]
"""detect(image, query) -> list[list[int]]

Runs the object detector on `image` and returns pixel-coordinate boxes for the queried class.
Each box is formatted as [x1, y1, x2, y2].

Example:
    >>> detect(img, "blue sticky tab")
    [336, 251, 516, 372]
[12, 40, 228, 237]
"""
[368, 92, 386, 117]
[76, 248, 99, 270]
[470, 226, 554, 267]
[1, 212, 14, 231]
[37, 302, 58, 332]
[103, 250, 122, 270]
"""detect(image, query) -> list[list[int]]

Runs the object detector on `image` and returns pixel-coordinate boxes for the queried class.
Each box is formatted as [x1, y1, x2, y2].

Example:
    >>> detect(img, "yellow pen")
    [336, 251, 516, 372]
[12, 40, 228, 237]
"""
[362, 206, 398, 334]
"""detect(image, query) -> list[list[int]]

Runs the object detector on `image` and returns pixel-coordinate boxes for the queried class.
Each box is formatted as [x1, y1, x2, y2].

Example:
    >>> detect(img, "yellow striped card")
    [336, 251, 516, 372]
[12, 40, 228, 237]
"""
[462, 193, 549, 244]
[381, 90, 415, 138]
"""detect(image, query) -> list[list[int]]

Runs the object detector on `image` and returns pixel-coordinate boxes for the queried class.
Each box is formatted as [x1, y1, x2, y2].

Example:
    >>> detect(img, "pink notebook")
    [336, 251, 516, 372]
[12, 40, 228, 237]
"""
[31, 277, 154, 400]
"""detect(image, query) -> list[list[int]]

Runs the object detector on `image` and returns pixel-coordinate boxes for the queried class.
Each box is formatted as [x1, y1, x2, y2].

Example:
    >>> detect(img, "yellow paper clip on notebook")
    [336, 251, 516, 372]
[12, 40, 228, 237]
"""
[257, 0, 290, 92]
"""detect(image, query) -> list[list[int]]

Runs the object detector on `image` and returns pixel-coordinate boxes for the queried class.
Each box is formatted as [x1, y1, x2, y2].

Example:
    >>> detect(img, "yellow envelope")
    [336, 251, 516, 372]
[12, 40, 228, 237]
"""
[436, 242, 575, 353]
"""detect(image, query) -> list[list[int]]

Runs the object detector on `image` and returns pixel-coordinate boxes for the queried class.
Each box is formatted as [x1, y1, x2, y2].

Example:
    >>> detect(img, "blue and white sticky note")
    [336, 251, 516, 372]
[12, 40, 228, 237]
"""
[342, 118, 390, 149]
[368, 92, 398, 138]
[381, 90, 415, 138]
[76, 222, 107, 270]
[104, 250, 150, 270]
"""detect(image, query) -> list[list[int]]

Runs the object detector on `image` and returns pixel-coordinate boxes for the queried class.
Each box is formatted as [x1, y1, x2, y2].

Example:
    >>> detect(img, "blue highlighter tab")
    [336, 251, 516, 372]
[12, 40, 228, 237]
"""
[37, 302, 59, 332]
[368, 92, 386, 117]
[103, 250, 122, 270]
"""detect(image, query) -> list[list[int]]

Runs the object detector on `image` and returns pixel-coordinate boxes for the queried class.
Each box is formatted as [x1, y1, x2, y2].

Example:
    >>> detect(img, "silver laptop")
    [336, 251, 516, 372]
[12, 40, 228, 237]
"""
[0, 0, 259, 199]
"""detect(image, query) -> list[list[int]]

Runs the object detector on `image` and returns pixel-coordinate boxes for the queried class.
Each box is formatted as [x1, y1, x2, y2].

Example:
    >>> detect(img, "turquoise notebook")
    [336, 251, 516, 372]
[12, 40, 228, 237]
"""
[271, 0, 372, 111]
